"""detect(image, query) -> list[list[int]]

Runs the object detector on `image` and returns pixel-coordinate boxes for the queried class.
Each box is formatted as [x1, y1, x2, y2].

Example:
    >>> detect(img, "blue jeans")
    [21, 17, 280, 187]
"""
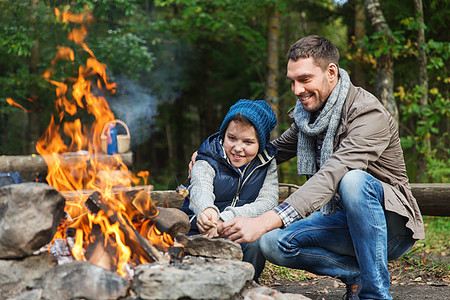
[242, 240, 266, 283]
[259, 170, 416, 300]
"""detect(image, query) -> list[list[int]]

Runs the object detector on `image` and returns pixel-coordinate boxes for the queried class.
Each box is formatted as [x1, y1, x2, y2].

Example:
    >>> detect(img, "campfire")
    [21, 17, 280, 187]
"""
[13, 8, 179, 278]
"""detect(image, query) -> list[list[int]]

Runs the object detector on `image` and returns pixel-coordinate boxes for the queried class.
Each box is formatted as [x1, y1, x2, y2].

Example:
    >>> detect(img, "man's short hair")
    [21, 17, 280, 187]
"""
[287, 35, 340, 70]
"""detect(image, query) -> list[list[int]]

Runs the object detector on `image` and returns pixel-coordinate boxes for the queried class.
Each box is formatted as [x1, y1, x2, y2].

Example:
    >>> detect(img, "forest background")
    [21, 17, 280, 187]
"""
[0, 0, 448, 189]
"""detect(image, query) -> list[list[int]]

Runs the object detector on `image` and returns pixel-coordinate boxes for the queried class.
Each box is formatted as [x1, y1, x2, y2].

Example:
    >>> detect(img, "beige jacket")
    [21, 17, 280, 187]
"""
[273, 84, 425, 239]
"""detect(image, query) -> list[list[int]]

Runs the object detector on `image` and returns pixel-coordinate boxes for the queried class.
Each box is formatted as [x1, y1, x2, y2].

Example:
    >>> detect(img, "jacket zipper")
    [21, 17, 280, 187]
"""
[230, 156, 272, 207]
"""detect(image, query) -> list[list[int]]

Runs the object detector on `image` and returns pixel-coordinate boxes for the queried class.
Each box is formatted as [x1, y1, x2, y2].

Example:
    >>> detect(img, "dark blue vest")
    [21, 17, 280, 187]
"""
[180, 132, 277, 234]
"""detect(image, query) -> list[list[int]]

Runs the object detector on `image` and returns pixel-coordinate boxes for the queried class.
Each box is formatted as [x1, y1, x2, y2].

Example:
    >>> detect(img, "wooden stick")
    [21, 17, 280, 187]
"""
[176, 185, 217, 227]
[186, 195, 217, 226]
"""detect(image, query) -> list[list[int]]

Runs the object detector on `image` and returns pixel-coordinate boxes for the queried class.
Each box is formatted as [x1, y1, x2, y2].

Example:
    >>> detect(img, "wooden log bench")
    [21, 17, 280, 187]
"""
[0, 152, 134, 172]
[63, 183, 448, 217]
[0, 152, 134, 181]
[145, 183, 450, 217]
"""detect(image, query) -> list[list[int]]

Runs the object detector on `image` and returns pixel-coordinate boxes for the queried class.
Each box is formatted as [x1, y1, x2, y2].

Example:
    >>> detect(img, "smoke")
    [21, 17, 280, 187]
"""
[107, 74, 158, 149]
[104, 42, 190, 150]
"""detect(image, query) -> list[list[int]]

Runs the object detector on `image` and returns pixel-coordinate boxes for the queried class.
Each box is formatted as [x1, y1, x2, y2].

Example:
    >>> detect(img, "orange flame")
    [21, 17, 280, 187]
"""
[28, 8, 174, 276]
[146, 223, 174, 252]
[6, 98, 30, 113]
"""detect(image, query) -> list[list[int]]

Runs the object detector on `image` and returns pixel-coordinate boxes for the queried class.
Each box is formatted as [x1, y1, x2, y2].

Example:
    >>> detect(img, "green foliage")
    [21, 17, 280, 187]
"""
[1, 27, 36, 57]
[0, 1, 46, 56]
[277, 155, 307, 185]
[397, 84, 449, 182]
[68, 0, 141, 18]
[346, 8, 449, 183]
[360, 30, 408, 59]
[152, 0, 268, 62]
[395, 31, 450, 182]
[260, 261, 309, 284]
[92, 29, 155, 80]
[421, 216, 450, 254]
[399, 216, 450, 279]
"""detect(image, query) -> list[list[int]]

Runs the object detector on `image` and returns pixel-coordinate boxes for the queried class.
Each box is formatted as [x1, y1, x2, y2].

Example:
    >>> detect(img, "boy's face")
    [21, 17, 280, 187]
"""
[223, 120, 259, 168]
[286, 57, 338, 112]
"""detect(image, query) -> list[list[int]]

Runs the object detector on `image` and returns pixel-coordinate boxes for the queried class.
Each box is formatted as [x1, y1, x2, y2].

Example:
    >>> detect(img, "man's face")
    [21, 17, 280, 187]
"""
[286, 57, 338, 112]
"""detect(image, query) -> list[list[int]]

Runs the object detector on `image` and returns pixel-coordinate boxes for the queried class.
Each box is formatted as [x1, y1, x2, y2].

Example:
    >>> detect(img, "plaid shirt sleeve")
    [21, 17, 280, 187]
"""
[273, 201, 302, 227]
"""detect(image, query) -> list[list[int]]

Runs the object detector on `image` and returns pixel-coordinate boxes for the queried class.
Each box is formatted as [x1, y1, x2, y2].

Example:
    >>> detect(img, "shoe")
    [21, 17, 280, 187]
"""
[342, 281, 361, 300]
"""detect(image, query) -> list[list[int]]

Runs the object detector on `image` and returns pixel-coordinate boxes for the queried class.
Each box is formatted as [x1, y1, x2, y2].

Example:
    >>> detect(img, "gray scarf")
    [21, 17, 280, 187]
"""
[293, 68, 350, 215]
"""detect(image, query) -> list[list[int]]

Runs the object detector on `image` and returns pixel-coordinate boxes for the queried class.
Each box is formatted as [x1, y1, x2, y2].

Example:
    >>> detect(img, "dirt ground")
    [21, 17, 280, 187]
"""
[262, 258, 450, 300]
[267, 274, 449, 300]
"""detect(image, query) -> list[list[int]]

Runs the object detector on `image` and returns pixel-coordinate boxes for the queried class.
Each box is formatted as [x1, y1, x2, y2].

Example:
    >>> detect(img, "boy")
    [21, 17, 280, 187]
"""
[180, 99, 278, 281]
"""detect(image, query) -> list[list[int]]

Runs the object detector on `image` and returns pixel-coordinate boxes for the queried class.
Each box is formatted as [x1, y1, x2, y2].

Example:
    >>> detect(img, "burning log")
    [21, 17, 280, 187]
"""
[84, 191, 168, 264]
[132, 189, 190, 237]
[84, 225, 115, 271]
[131, 189, 159, 218]
[151, 208, 190, 237]
[168, 244, 185, 263]
[60, 187, 185, 209]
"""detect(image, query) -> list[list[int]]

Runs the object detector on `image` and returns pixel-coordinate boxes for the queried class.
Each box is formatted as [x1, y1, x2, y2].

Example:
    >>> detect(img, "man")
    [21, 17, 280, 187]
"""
[217, 35, 424, 300]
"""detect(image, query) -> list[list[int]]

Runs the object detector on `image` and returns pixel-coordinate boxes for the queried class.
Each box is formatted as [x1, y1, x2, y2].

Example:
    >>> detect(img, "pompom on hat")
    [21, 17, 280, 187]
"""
[219, 99, 277, 153]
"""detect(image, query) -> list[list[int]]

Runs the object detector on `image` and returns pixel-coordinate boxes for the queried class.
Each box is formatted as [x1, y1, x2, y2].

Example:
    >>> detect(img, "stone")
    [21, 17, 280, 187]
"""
[242, 286, 312, 300]
[39, 261, 130, 300]
[11, 289, 43, 300]
[179, 234, 244, 261]
[0, 252, 57, 300]
[0, 182, 65, 258]
[133, 257, 254, 299]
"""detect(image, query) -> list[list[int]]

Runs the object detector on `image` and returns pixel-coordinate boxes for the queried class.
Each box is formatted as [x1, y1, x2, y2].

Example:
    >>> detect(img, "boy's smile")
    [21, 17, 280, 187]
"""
[223, 120, 259, 168]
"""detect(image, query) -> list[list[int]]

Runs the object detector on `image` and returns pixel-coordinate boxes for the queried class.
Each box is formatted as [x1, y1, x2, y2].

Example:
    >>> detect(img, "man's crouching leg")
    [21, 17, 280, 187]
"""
[259, 209, 361, 288]
[339, 169, 390, 299]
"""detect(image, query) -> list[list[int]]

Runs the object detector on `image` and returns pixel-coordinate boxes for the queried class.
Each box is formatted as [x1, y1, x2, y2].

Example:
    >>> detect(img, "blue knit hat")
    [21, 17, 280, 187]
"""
[219, 99, 277, 153]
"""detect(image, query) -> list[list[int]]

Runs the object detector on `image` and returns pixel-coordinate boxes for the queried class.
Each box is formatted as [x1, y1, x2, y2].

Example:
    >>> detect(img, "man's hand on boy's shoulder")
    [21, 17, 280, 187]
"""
[218, 210, 283, 244]
[188, 151, 199, 178]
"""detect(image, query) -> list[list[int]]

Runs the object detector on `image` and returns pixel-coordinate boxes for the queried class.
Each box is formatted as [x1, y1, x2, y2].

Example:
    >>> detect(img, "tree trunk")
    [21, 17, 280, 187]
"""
[28, 0, 41, 154]
[364, 0, 399, 124]
[0, 104, 7, 153]
[414, 0, 428, 99]
[351, 0, 368, 88]
[414, 0, 430, 181]
[354, 0, 366, 42]
[265, 8, 280, 140]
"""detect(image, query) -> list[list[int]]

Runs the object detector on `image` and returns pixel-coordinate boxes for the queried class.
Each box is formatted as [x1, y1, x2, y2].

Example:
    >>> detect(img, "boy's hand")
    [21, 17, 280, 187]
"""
[197, 207, 219, 234]
[203, 227, 219, 238]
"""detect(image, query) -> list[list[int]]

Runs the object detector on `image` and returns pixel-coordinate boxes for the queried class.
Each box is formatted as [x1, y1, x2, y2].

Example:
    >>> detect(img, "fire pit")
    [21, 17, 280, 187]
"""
[0, 182, 268, 300]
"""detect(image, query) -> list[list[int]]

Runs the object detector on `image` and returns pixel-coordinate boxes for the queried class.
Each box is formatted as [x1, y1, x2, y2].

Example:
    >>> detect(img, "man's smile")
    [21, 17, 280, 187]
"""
[299, 93, 313, 103]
